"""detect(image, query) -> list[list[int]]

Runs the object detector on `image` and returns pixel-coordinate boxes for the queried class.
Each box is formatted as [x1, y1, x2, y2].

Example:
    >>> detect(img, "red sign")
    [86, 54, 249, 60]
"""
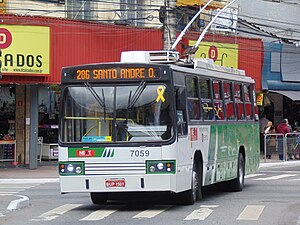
[76, 150, 95, 157]
[0, 28, 12, 49]
[190, 128, 198, 141]
[208, 46, 218, 61]
[105, 179, 125, 188]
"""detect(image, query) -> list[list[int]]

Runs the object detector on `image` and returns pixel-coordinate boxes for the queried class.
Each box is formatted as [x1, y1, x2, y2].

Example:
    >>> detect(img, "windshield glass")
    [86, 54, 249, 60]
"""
[61, 84, 173, 143]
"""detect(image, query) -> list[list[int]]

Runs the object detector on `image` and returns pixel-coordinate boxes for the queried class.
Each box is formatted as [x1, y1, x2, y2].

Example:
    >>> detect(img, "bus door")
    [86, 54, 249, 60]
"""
[175, 86, 191, 189]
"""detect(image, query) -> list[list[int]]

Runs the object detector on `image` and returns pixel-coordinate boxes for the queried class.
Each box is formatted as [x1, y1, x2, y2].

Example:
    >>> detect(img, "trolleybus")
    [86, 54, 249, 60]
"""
[58, 51, 260, 205]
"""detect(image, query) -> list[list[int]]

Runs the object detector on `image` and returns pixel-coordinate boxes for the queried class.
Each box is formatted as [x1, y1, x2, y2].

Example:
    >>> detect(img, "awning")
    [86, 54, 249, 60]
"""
[270, 90, 300, 101]
[176, 0, 225, 9]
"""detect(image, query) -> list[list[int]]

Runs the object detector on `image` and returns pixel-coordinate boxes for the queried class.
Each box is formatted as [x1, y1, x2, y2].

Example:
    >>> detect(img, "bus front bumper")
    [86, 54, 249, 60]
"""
[60, 174, 176, 193]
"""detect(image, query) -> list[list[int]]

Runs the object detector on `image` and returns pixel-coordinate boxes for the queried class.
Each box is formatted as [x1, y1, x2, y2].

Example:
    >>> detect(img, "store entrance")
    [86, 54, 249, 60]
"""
[283, 97, 300, 131]
[0, 85, 16, 162]
[38, 85, 60, 160]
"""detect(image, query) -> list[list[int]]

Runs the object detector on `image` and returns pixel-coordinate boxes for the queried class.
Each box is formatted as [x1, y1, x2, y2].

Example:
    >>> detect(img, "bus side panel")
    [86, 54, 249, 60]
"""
[190, 123, 260, 187]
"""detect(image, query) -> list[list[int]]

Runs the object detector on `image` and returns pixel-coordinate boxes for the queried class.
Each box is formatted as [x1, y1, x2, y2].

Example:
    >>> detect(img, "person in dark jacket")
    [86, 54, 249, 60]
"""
[276, 119, 291, 160]
[277, 119, 291, 135]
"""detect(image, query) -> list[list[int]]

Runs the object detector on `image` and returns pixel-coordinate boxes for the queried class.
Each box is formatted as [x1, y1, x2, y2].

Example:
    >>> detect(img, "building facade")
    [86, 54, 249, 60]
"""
[238, 0, 300, 128]
[0, 14, 162, 166]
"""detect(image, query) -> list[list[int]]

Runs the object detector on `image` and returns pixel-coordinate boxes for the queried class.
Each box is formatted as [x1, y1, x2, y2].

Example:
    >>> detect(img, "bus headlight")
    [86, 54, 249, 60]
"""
[59, 162, 84, 176]
[157, 163, 164, 170]
[67, 164, 74, 172]
[146, 160, 176, 174]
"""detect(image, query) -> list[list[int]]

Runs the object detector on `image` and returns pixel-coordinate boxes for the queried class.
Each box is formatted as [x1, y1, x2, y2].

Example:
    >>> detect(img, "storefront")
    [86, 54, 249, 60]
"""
[178, 33, 263, 92]
[0, 14, 163, 167]
[260, 42, 300, 129]
[0, 85, 16, 162]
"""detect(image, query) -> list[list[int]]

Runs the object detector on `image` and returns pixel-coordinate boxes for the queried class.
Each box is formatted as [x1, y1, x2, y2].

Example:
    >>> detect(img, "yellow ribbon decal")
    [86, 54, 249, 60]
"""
[156, 85, 165, 102]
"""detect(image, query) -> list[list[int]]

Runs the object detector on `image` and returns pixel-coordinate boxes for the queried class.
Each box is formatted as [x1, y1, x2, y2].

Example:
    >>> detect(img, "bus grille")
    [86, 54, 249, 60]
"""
[84, 162, 146, 175]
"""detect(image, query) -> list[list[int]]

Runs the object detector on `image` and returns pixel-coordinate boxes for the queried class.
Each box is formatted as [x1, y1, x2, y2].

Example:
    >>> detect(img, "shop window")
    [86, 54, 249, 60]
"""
[186, 76, 200, 120]
[0, 85, 15, 141]
[224, 82, 235, 120]
[38, 85, 60, 143]
[213, 80, 224, 120]
[199, 79, 214, 120]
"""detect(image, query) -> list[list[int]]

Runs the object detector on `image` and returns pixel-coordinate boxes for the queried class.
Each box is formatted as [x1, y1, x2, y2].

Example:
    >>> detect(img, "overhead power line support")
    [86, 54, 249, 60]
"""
[170, 0, 215, 51]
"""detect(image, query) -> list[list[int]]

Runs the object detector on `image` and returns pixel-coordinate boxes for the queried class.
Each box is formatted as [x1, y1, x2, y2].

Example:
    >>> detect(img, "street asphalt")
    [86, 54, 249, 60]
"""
[1, 159, 300, 215]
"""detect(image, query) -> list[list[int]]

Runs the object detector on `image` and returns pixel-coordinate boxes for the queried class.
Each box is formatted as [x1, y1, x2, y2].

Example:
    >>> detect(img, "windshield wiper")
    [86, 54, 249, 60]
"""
[126, 81, 146, 123]
[127, 81, 146, 109]
[84, 82, 106, 120]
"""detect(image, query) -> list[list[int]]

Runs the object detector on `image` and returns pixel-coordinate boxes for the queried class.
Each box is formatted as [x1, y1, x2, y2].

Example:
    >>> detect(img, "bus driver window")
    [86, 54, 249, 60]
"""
[175, 87, 187, 136]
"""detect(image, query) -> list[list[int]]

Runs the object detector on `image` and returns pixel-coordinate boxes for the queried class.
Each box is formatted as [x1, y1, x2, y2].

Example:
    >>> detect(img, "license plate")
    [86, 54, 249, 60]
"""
[105, 179, 125, 188]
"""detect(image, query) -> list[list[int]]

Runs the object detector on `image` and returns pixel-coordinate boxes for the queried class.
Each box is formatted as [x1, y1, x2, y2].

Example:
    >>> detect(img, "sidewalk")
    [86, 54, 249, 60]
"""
[0, 162, 59, 215]
[0, 164, 58, 179]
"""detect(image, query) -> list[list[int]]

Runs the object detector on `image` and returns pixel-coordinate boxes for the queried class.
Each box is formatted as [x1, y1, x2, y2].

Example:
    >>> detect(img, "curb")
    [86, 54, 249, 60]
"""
[7, 195, 29, 211]
[0, 178, 59, 183]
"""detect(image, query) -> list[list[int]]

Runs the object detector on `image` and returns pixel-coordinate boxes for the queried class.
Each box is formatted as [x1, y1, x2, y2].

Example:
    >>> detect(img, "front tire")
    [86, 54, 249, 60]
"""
[180, 163, 202, 205]
[90, 192, 107, 205]
[230, 153, 245, 191]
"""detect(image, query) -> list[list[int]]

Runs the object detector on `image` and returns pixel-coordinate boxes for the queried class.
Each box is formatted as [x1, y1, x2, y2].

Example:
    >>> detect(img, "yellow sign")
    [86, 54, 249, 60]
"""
[189, 41, 238, 68]
[0, 25, 50, 75]
[0, 0, 6, 14]
[256, 93, 264, 106]
[176, 0, 225, 9]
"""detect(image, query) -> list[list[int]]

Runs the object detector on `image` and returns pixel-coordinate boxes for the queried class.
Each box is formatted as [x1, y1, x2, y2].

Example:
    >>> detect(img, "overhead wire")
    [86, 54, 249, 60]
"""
[4, 0, 300, 61]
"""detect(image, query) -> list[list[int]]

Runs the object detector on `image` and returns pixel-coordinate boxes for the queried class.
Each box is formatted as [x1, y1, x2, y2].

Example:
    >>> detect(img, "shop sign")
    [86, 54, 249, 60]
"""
[176, 0, 225, 9]
[0, 25, 50, 75]
[0, 0, 6, 14]
[50, 84, 60, 93]
[189, 41, 238, 68]
[256, 93, 264, 106]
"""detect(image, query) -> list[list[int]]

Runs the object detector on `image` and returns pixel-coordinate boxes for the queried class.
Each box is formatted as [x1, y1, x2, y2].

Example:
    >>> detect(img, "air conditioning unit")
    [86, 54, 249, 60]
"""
[121, 51, 179, 64]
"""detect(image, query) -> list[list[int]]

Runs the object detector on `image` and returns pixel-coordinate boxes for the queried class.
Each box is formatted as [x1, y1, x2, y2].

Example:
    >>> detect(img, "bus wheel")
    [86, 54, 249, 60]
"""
[180, 163, 200, 205]
[230, 153, 245, 191]
[90, 192, 107, 204]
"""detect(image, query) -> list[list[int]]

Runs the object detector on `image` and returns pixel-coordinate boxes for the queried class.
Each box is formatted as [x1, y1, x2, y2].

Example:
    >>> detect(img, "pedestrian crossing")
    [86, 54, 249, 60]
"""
[28, 203, 269, 222]
[0, 183, 39, 195]
[245, 173, 300, 181]
[0, 178, 58, 195]
[1, 174, 300, 222]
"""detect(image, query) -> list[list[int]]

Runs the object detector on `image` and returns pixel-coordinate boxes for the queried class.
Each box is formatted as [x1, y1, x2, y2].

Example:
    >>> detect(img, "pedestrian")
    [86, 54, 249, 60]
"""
[264, 121, 275, 159]
[276, 119, 291, 160]
[259, 113, 269, 154]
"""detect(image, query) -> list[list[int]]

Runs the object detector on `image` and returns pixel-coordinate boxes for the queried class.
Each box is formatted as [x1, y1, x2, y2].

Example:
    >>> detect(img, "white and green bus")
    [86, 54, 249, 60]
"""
[58, 51, 260, 205]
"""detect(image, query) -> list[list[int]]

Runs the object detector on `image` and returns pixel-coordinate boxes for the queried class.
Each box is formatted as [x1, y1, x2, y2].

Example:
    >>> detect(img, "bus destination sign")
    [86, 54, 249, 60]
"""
[74, 67, 159, 81]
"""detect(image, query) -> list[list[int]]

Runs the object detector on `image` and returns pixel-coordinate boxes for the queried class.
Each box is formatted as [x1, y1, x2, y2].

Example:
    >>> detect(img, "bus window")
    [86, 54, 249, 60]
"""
[223, 82, 235, 120]
[199, 79, 214, 120]
[243, 84, 253, 120]
[186, 77, 200, 120]
[251, 84, 259, 120]
[213, 80, 224, 120]
[175, 87, 188, 136]
[234, 83, 245, 120]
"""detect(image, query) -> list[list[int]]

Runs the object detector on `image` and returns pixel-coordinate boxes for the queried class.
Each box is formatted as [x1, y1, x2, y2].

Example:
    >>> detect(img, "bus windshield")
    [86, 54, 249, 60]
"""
[61, 83, 173, 143]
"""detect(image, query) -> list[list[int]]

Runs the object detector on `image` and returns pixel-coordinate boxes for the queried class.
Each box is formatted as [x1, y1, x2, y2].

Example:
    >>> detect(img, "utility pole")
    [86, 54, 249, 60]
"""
[163, 0, 177, 50]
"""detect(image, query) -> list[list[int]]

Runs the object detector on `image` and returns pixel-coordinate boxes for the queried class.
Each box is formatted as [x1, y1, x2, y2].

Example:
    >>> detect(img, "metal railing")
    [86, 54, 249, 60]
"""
[264, 132, 300, 162]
